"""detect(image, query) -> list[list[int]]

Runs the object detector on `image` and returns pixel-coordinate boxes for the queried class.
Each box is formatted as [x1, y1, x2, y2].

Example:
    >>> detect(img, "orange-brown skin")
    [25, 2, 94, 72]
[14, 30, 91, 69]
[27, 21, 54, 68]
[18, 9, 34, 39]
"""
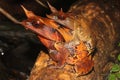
[21, 5, 94, 75]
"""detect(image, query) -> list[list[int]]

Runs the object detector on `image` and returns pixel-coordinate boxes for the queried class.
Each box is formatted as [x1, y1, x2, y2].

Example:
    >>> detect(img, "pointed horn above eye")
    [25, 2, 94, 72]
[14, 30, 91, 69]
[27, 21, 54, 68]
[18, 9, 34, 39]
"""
[47, 2, 58, 13]
[21, 5, 36, 18]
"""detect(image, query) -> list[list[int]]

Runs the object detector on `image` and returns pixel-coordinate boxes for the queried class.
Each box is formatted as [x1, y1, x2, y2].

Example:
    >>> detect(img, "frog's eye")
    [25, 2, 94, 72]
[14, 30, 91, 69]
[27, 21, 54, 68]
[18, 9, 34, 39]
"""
[31, 20, 41, 27]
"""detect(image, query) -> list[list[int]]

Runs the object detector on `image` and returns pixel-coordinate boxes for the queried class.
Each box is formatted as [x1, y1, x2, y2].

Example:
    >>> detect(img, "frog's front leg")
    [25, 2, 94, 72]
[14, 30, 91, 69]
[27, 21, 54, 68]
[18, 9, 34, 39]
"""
[49, 42, 70, 66]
